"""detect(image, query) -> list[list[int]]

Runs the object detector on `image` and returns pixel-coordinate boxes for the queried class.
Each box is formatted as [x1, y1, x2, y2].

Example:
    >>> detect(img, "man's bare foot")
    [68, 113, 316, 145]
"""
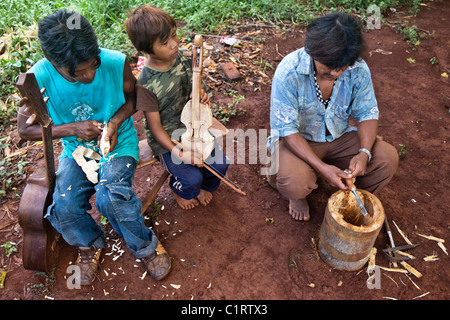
[172, 191, 199, 210]
[197, 189, 213, 206]
[289, 198, 310, 221]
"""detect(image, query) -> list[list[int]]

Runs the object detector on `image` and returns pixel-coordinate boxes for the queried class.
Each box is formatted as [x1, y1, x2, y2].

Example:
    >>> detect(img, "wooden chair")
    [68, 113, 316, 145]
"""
[136, 139, 170, 215]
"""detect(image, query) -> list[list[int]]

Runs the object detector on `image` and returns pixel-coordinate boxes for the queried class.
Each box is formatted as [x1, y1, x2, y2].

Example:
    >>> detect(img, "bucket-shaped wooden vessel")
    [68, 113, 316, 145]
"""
[318, 189, 385, 271]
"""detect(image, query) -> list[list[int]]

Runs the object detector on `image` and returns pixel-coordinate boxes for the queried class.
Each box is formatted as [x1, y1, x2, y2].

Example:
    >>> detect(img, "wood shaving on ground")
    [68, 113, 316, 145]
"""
[414, 232, 447, 255]
[437, 242, 448, 255]
[382, 273, 398, 287]
[413, 292, 430, 299]
[377, 266, 409, 273]
[399, 261, 422, 278]
[368, 48, 393, 56]
[366, 247, 377, 275]
[404, 273, 421, 290]
[395, 250, 416, 260]
[392, 220, 413, 245]
[423, 254, 439, 262]
[414, 232, 444, 243]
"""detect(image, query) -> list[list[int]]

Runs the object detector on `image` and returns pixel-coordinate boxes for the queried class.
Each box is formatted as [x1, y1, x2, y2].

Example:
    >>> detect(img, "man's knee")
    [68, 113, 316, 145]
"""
[374, 141, 399, 177]
[361, 141, 399, 193]
[276, 169, 317, 200]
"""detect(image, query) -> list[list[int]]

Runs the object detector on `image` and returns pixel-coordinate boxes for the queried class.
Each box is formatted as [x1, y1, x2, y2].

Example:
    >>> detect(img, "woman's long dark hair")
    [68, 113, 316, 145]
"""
[38, 9, 101, 77]
[305, 12, 365, 69]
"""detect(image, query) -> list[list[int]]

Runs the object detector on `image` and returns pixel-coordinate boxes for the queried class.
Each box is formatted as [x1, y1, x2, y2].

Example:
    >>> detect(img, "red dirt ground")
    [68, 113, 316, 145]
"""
[0, 2, 448, 303]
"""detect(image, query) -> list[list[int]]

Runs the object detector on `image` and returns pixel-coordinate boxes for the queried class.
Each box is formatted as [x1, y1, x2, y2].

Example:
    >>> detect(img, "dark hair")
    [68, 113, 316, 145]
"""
[38, 9, 101, 77]
[305, 12, 365, 69]
[125, 5, 176, 55]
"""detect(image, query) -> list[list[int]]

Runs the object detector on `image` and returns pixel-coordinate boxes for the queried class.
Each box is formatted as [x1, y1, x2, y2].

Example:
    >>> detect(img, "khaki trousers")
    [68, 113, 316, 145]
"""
[274, 131, 399, 201]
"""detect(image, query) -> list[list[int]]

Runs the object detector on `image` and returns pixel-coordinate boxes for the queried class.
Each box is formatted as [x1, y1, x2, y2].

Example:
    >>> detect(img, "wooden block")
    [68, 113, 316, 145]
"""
[221, 62, 241, 81]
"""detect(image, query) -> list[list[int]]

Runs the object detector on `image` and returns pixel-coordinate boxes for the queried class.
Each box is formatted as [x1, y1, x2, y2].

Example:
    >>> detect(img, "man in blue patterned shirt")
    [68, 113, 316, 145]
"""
[268, 12, 398, 221]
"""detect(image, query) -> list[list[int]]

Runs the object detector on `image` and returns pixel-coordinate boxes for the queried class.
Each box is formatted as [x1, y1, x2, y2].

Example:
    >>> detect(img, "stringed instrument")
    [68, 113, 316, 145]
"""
[178, 35, 246, 196]
[16, 73, 63, 272]
[180, 35, 215, 163]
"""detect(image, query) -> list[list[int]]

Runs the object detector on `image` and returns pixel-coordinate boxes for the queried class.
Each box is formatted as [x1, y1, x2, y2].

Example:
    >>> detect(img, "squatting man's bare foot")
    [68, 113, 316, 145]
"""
[289, 198, 310, 221]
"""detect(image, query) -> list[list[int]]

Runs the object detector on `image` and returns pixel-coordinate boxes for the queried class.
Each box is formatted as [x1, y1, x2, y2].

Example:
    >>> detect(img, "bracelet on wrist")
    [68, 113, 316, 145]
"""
[359, 148, 372, 162]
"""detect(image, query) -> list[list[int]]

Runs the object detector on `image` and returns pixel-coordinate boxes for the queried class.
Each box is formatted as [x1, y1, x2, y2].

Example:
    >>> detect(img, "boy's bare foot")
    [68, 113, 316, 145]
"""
[289, 198, 310, 221]
[172, 191, 199, 210]
[197, 189, 213, 206]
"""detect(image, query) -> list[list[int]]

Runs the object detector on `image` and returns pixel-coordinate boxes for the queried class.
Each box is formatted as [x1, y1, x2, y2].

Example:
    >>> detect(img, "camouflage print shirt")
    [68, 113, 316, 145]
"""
[136, 49, 192, 156]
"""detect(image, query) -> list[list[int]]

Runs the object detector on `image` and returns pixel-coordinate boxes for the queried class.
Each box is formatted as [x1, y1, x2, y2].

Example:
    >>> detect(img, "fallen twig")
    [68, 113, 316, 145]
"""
[415, 232, 444, 243]
[377, 266, 408, 273]
[413, 292, 430, 300]
[400, 261, 422, 278]
[404, 273, 421, 290]
[392, 220, 413, 245]
[415, 232, 447, 255]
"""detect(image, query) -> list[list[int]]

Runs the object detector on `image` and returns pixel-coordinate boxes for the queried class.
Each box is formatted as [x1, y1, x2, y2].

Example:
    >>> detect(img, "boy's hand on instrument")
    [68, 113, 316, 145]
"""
[179, 150, 204, 167]
[171, 141, 203, 167]
[200, 89, 210, 104]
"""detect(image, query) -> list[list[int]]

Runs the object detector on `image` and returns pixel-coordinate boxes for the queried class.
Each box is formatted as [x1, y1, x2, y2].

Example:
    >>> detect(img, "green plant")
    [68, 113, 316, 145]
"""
[211, 90, 245, 125]
[430, 57, 439, 65]
[26, 268, 56, 297]
[399, 21, 434, 51]
[150, 200, 163, 220]
[1, 241, 18, 257]
[398, 143, 407, 158]
[100, 216, 109, 225]
[0, 139, 30, 196]
[399, 23, 421, 50]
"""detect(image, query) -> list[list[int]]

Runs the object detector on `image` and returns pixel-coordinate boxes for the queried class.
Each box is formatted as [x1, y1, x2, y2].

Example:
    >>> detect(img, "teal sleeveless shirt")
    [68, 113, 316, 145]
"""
[28, 48, 139, 163]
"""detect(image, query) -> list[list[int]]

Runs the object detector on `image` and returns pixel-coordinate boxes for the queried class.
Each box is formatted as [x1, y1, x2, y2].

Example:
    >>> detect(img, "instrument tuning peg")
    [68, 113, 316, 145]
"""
[26, 113, 37, 125]
[43, 97, 49, 103]
[40, 87, 46, 95]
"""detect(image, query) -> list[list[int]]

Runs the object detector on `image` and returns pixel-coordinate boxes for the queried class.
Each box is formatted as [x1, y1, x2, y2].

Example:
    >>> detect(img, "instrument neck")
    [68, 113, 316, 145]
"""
[191, 69, 202, 121]
[41, 125, 56, 186]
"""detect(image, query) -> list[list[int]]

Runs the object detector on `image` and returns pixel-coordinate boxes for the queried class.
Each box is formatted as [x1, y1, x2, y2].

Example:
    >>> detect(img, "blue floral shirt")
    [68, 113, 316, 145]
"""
[268, 47, 379, 153]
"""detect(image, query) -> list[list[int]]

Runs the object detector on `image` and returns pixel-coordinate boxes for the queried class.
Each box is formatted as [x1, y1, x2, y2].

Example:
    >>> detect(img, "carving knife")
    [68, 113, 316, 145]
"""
[345, 178, 368, 216]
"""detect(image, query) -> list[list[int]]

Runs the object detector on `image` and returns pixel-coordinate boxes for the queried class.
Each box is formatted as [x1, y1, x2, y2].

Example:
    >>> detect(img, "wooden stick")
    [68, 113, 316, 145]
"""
[392, 220, 413, 245]
[203, 163, 246, 196]
[172, 139, 246, 196]
[141, 171, 170, 215]
[415, 232, 444, 243]
[400, 261, 422, 278]
[377, 266, 408, 273]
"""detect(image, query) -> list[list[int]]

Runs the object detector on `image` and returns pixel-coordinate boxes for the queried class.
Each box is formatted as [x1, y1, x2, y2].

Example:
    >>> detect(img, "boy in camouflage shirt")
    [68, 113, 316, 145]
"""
[126, 5, 229, 210]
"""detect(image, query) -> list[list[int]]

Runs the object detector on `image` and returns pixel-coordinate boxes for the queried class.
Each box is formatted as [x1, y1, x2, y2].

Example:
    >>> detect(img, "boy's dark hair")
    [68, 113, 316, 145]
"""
[305, 12, 365, 69]
[38, 9, 101, 77]
[125, 5, 176, 55]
